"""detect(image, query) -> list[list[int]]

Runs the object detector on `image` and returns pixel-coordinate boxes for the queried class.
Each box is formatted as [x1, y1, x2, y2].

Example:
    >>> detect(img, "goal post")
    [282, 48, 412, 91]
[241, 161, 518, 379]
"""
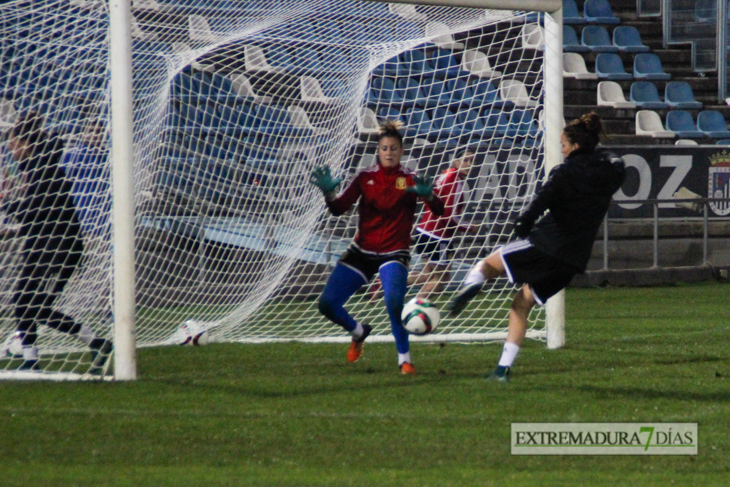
[0, 0, 565, 381]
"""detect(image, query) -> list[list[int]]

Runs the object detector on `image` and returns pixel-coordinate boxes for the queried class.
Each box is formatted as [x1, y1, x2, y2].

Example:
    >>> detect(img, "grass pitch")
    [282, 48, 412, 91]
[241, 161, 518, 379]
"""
[1, 281, 729, 486]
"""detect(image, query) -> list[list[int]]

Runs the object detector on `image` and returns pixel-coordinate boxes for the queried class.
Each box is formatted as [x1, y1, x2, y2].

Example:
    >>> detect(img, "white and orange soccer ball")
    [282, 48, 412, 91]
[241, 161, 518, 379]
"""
[401, 298, 440, 336]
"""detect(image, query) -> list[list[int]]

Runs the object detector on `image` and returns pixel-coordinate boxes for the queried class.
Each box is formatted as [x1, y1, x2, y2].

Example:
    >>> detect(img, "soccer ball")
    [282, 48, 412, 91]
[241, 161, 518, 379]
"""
[401, 298, 440, 336]
[174, 319, 210, 346]
[0, 331, 24, 359]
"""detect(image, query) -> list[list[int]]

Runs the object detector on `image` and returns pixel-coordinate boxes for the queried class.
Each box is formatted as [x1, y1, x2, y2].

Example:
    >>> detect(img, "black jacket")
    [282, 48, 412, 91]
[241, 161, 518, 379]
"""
[520, 149, 626, 272]
[4, 134, 82, 253]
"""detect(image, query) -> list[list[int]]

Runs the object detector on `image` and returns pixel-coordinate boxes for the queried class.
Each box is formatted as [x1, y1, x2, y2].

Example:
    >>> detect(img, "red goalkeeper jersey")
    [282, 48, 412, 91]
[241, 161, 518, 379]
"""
[417, 167, 469, 240]
[326, 163, 444, 254]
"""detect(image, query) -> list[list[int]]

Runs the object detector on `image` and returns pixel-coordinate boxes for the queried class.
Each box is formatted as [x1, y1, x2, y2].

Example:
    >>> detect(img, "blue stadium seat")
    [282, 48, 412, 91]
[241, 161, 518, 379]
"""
[595, 53, 632, 80]
[296, 47, 322, 72]
[612, 26, 650, 53]
[378, 106, 405, 124]
[664, 81, 703, 110]
[563, 0, 587, 24]
[401, 50, 432, 76]
[563, 25, 589, 53]
[432, 106, 460, 137]
[581, 25, 619, 53]
[373, 54, 405, 77]
[267, 46, 294, 71]
[630, 81, 667, 109]
[633, 53, 670, 80]
[403, 107, 433, 137]
[456, 109, 486, 138]
[425, 48, 461, 78]
[698, 111, 730, 138]
[505, 109, 540, 137]
[419, 81, 446, 108]
[584, 0, 620, 24]
[665, 111, 705, 138]
[370, 77, 402, 104]
[396, 78, 426, 106]
[482, 111, 509, 137]
[471, 80, 512, 108]
[695, 0, 717, 23]
[441, 77, 470, 107]
[715, 139, 730, 145]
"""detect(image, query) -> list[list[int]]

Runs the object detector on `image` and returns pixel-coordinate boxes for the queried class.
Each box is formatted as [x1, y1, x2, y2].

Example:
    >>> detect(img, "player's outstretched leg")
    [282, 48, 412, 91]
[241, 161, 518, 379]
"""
[446, 251, 506, 316]
[379, 262, 414, 374]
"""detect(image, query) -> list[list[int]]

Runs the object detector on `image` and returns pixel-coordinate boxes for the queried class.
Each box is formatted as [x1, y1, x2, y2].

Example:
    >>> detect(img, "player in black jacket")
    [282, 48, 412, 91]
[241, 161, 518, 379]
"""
[446, 112, 626, 382]
[2, 111, 112, 372]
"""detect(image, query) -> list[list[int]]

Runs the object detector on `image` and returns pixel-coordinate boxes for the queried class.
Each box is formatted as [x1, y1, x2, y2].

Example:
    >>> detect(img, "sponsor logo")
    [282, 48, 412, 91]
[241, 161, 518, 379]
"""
[511, 423, 697, 455]
[709, 151, 730, 216]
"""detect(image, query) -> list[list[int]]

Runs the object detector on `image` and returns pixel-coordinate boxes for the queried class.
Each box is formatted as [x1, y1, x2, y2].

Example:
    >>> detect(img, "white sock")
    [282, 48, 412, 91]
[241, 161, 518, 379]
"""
[464, 266, 485, 287]
[351, 323, 364, 339]
[77, 325, 95, 346]
[398, 352, 411, 365]
[22, 346, 38, 361]
[498, 342, 519, 367]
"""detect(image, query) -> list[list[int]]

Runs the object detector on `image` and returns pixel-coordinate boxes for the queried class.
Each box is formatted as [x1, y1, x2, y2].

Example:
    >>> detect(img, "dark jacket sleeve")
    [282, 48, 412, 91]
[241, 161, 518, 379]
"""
[519, 164, 568, 227]
[424, 194, 444, 216]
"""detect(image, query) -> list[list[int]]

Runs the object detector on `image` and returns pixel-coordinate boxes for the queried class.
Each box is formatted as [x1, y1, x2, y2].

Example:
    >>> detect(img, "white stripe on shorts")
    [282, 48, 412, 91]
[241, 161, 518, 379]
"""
[497, 239, 533, 285]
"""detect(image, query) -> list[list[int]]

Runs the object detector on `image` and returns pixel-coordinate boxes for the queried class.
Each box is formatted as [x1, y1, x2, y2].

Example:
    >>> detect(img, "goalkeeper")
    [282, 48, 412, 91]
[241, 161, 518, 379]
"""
[446, 112, 625, 382]
[1, 111, 112, 372]
[310, 120, 444, 375]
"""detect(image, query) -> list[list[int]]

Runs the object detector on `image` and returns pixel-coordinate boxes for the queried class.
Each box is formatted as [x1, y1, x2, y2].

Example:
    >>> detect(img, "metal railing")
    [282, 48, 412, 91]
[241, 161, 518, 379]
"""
[600, 197, 730, 270]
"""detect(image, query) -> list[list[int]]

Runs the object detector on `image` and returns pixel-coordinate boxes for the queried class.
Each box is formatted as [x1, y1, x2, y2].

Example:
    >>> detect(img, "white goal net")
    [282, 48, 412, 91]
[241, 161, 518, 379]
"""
[0, 0, 550, 379]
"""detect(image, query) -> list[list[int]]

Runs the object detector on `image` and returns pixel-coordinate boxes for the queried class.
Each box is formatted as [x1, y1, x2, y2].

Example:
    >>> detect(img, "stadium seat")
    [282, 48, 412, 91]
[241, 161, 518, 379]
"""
[482, 111, 510, 137]
[471, 79, 512, 108]
[403, 107, 434, 137]
[630, 81, 667, 109]
[505, 109, 540, 137]
[664, 81, 703, 110]
[419, 80, 446, 108]
[460, 49, 502, 78]
[378, 106, 405, 124]
[400, 50, 432, 76]
[425, 21, 465, 50]
[296, 47, 323, 72]
[595, 53, 632, 80]
[697, 110, 730, 138]
[563, 0, 587, 25]
[373, 54, 406, 77]
[597, 81, 636, 108]
[396, 77, 426, 106]
[300, 76, 336, 103]
[581, 25, 619, 53]
[675, 139, 699, 146]
[188, 14, 215, 42]
[370, 77, 402, 104]
[564, 52, 598, 80]
[612, 26, 650, 53]
[563, 25, 589, 53]
[665, 111, 705, 138]
[695, 0, 716, 23]
[633, 53, 670, 80]
[500, 79, 538, 108]
[229, 73, 272, 104]
[441, 77, 471, 107]
[357, 107, 380, 136]
[425, 48, 461, 78]
[635, 110, 674, 138]
[132, 14, 158, 41]
[389, 3, 428, 22]
[244, 45, 284, 73]
[456, 109, 485, 138]
[715, 139, 730, 145]
[432, 106, 460, 137]
[521, 24, 544, 50]
[583, 0, 620, 24]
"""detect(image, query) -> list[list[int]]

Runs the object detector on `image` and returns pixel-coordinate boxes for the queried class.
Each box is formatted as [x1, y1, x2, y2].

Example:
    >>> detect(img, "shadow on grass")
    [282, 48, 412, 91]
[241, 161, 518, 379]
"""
[577, 385, 730, 402]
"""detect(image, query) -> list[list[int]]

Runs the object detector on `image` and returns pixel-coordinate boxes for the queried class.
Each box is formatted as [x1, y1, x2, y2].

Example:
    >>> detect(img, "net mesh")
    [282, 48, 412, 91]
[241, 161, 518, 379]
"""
[0, 0, 547, 377]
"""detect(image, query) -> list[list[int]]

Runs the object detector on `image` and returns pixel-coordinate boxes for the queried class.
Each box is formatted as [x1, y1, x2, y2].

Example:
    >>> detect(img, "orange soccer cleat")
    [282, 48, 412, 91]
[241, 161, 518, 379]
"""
[347, 324, 372, 363]
[400, 362, 416, 375]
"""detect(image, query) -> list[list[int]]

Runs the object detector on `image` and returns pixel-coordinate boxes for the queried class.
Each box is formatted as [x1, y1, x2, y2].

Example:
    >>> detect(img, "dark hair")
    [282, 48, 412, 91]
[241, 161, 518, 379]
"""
[10, 111, 45, 146]
[453, 146, 473, 161]
[378, 119, 403, 147]
[563, 111, 603, 153]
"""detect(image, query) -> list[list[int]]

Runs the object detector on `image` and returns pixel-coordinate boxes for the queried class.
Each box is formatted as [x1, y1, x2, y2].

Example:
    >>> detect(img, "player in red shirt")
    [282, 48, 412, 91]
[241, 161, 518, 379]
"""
[310, 120, 444, 375]
[409, 147, 479, 299]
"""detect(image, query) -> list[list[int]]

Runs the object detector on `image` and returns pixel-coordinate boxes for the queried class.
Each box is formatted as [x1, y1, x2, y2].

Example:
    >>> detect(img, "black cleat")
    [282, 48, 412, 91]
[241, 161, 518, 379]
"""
[486, 366, 511, 383]
[89, 338, 113, 374]
[445, 283, 483, 316]
[18, 359, 40, 371]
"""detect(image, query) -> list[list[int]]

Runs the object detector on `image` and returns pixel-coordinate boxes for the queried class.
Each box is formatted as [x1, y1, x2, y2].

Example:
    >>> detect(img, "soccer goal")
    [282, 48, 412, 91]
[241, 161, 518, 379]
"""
[0, 0, 563, 380]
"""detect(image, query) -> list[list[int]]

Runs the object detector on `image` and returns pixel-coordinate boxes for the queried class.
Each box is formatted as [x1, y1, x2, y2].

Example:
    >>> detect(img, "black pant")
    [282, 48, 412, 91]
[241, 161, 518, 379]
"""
[13, 235, 84, 346]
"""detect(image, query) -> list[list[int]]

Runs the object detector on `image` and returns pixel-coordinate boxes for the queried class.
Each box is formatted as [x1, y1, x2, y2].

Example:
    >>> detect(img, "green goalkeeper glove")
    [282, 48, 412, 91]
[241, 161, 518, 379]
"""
[309, 165, 341, 194]
[405, 174, 434, 199]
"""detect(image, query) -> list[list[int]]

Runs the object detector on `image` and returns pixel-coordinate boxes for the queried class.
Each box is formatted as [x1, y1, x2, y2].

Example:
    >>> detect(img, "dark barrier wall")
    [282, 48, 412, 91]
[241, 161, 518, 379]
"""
[608, 146, 730, 218]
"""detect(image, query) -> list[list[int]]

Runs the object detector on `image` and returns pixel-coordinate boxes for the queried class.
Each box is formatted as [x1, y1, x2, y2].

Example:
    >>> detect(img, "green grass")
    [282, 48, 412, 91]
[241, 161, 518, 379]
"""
[1, 282, 730, 486]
